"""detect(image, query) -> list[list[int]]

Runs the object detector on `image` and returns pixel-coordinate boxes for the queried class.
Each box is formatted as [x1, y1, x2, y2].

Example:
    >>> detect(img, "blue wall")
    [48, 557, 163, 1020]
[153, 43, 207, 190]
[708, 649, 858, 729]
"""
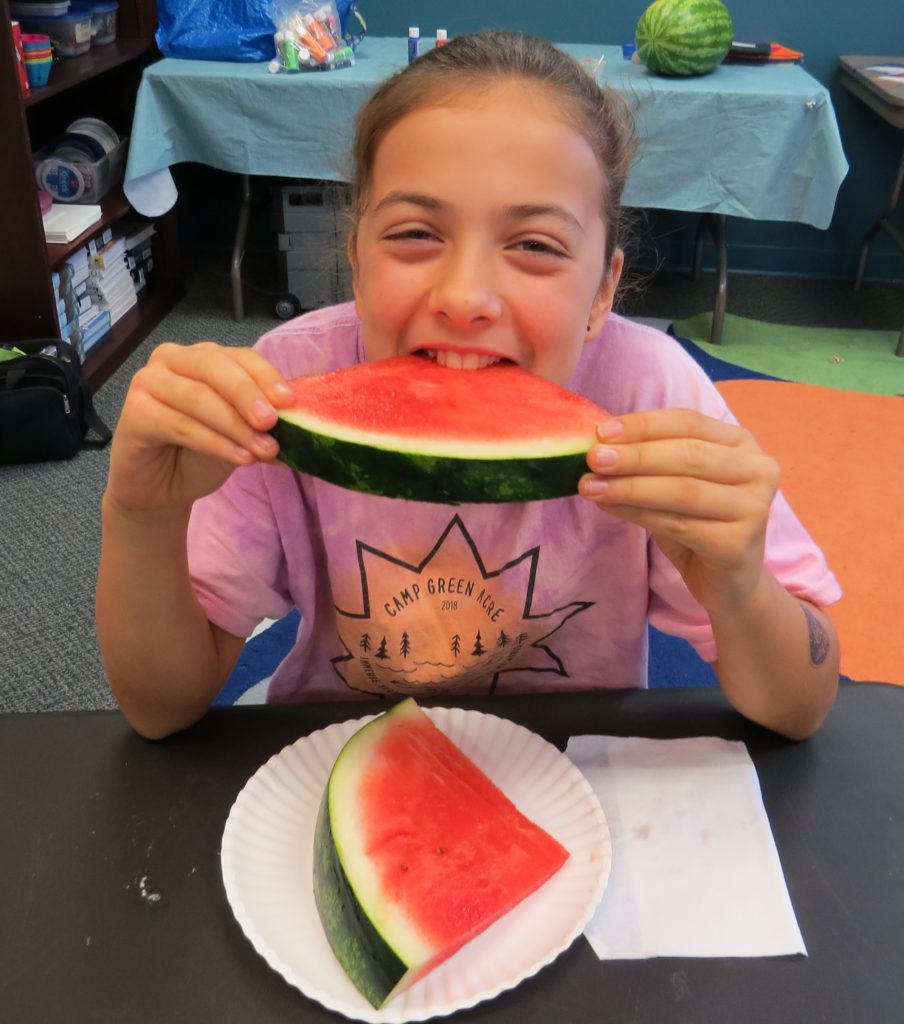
[361, 2, 902, 281]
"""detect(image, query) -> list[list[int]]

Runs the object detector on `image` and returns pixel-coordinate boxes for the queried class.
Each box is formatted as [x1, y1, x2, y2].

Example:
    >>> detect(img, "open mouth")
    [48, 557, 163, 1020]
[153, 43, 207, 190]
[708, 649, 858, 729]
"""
[415, 349, 512, 370]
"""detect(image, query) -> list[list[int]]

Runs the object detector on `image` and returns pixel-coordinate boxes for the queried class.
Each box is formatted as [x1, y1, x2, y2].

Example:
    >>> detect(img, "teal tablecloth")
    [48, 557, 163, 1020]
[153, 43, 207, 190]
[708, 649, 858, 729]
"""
[124, 38, 848, 229]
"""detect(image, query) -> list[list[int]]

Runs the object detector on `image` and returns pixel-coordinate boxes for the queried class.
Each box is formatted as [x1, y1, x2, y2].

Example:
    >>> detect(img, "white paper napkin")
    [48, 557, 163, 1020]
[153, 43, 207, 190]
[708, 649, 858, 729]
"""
[565, 735, 806, 959]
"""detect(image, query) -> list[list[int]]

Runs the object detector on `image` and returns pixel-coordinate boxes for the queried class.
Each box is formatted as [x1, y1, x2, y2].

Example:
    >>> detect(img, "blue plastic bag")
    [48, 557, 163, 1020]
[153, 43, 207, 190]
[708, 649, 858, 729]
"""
[156, 0, 276, 61]
[156, 0, 362, 62]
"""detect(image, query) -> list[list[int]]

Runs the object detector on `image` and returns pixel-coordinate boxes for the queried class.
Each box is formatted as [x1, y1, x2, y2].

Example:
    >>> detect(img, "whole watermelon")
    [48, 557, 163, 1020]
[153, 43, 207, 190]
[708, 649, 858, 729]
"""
[635, 0, 734, 76]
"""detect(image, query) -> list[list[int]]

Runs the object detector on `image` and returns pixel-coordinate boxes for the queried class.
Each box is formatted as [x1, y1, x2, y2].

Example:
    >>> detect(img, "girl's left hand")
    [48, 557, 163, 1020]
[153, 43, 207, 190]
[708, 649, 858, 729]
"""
[580, 409, 781, 613]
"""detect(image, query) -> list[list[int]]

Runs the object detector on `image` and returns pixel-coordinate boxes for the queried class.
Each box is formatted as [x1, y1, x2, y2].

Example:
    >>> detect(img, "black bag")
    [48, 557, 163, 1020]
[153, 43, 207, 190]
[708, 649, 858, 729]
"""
[0, 339, 112, 465]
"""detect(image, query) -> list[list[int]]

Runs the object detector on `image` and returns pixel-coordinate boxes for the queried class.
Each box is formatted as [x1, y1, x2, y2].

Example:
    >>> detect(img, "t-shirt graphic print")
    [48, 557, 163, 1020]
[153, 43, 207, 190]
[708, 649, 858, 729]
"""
[331, 515, 594, 696]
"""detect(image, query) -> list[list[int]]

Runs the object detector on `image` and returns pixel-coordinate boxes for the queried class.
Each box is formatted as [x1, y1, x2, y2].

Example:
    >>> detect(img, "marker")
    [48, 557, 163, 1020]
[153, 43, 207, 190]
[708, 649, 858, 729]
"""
[305, 12, 335, 52]
[317, 8, 341, 47]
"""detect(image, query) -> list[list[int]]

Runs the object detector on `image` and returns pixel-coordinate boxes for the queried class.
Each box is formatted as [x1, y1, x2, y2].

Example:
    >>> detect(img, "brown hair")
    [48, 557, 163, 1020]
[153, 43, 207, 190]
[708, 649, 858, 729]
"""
[348, 30, 636, 267]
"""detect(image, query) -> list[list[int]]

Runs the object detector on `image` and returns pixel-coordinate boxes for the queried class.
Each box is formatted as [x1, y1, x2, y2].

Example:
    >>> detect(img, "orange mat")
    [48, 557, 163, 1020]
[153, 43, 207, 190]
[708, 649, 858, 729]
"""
[717, 380, 904, 685]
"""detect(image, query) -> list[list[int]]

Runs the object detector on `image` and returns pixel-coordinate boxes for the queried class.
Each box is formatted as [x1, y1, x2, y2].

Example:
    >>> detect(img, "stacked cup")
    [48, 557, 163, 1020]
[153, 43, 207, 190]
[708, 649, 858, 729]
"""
[21, 34, 53, 89]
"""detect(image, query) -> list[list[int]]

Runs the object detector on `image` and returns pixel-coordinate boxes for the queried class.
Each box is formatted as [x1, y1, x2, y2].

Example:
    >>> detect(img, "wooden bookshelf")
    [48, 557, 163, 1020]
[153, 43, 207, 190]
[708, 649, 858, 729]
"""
[0, 1, 184, 383]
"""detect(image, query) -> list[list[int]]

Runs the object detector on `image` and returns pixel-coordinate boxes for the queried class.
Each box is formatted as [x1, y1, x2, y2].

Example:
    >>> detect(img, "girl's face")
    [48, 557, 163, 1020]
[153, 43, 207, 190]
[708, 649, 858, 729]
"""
[349, 82, 623, 385]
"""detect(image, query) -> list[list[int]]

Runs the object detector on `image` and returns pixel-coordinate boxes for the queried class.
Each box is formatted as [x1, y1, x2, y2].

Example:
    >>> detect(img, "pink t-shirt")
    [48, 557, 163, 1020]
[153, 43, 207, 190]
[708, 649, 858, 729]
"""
[187, 304, 841, 703]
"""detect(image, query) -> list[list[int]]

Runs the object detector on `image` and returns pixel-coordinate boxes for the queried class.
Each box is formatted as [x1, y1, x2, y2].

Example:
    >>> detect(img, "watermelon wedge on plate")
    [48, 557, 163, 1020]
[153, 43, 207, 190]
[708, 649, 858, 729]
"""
[313, 698, 570, 1008]
[221, 704, 611, 1022]
[270, 355, 606, 504]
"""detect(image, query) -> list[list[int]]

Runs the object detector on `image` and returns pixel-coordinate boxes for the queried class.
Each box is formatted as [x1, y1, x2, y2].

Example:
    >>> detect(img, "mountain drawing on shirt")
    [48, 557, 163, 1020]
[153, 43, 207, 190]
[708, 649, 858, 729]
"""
[331, 514, 593, 696]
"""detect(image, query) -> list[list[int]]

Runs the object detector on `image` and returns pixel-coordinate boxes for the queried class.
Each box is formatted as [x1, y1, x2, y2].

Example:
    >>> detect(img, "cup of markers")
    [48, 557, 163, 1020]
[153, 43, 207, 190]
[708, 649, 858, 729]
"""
[21, 33, 53, 88]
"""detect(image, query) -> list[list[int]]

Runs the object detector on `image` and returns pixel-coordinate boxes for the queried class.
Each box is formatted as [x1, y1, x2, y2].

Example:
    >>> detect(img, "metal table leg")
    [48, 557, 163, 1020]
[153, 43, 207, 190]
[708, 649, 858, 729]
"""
[853, 144, 904, 357]
[855, 143, 904, 290]
[230, 174, 252, 322]
[692, 212, 728, 345]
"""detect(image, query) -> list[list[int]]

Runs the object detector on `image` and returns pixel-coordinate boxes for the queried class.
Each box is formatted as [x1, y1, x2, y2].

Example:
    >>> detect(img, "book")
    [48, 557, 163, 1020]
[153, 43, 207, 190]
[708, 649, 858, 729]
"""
[118, 220, 157, 252]
[42, 204, 103, 243]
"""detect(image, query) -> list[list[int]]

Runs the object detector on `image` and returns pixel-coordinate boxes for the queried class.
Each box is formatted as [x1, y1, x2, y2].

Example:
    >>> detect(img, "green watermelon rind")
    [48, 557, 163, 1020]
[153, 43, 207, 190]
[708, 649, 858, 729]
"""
[313, 783, 410, 1009]
[312, 701, 448, 1009]
[635, 0, 734, 76]
[313, 704, 426, 1009]
[271, 417, 590, 504]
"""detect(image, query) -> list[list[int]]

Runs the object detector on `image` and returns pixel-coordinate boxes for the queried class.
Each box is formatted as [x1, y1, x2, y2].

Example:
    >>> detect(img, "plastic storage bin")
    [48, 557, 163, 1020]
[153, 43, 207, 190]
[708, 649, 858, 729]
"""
[33, 137, 127, 203]
[17, 9, 92, 56]
[88, 1, 118, 45]
[272, 182, 353, 317]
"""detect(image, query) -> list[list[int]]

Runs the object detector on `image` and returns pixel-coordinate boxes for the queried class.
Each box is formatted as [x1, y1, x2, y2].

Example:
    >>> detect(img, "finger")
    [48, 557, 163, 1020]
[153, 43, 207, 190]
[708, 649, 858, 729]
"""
[596, 501, 766, 563]
[587, 436, 765, 486]
[580, 472, 760, 522]
[132, 365, 280, 462]
[598, 409, 748, 447]
[151, 343, 294, 429]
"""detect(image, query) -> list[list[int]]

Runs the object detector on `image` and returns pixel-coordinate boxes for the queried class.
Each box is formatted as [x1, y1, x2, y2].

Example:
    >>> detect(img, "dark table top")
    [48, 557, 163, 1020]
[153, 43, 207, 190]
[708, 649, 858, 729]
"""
[2, 683, 902, 1024]
[839, 55, 904, 128]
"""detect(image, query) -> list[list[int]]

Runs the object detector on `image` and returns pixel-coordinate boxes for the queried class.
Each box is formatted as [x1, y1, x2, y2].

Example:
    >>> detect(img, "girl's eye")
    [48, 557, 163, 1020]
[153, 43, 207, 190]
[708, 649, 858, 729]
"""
[513, 238, 567, 257]
[384, 228, 438, 242]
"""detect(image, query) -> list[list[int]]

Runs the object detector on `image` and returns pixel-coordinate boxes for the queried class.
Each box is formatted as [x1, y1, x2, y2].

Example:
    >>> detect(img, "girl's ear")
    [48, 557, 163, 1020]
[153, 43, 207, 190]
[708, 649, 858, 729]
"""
[587, 248, 625, 339]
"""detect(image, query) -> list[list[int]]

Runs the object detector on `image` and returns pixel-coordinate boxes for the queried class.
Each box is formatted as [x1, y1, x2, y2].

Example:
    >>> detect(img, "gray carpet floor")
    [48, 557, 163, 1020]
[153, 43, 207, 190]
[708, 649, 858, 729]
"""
[1, 251, 900, 713]
[0, 256, 276, 714]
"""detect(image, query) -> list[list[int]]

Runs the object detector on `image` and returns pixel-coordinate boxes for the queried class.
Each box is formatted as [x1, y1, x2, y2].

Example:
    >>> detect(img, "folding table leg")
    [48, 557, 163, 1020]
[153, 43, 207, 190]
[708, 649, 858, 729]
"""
[692, 213, 728, 345]
[854, 144, 904, 291]
[231, 174, 253, 322]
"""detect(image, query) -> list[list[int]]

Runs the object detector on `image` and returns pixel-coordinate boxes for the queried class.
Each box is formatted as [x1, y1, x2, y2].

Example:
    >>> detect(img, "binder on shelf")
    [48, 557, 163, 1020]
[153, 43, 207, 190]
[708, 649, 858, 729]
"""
[92, 235, 127, 269]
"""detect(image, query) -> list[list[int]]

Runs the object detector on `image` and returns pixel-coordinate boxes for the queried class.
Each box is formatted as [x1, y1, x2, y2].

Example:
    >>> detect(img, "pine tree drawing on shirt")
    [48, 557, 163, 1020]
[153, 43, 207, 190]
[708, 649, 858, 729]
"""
[472, 630, 485, 657]
[375, 636, 390, 660]
[497, 630, 510, 649]
[451, 634, 462, 658]
[359, 633, 371, 653]
[400, 632, 411, 658]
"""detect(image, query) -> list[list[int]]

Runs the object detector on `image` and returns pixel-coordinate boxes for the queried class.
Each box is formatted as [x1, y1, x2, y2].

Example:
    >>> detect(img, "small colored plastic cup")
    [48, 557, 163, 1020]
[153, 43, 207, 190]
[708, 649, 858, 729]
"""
[21, 33, 51, 50]
[25, 59, 52, 88]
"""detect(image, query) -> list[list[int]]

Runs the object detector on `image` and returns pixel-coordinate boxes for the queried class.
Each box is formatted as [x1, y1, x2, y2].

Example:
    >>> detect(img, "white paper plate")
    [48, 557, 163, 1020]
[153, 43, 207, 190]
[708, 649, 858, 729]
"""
[221, 707, 611, 1023]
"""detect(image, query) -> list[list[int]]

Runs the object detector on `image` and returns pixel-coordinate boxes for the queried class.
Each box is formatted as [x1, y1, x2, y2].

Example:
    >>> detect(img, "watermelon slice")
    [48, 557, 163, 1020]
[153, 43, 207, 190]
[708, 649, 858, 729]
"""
[313, 698, 570, 1008]
[270, 355, 606, 503]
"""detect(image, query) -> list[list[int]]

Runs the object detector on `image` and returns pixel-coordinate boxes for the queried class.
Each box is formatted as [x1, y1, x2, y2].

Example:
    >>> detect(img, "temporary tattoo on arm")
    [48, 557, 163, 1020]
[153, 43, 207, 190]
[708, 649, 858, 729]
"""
[802, 604, 830, 666]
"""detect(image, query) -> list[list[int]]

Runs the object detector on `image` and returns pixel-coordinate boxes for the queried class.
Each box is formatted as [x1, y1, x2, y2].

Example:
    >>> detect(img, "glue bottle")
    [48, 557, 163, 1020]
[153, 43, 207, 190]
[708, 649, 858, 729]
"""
[436, 28, 448, 47]
[408, 26, 420, 63]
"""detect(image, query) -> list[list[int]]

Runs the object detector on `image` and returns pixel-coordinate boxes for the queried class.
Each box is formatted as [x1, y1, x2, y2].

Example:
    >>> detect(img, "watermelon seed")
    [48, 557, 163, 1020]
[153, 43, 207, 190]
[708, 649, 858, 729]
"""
[400, 863, 408, 871]
[436, 847, 445, 854]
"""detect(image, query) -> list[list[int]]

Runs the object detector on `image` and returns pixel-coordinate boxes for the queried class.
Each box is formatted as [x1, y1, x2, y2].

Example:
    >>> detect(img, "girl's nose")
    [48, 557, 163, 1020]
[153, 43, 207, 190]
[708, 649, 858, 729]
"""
[428, 252, 503, 329]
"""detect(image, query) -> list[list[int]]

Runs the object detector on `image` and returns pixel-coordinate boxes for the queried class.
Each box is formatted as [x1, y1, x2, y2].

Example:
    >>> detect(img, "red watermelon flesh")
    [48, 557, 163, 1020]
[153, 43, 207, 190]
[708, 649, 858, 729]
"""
[284, 354, 603, 453]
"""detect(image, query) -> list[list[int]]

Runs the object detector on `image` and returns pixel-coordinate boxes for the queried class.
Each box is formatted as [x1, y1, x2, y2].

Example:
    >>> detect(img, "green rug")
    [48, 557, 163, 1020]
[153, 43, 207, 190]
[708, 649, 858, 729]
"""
[672, 313, 904, 395]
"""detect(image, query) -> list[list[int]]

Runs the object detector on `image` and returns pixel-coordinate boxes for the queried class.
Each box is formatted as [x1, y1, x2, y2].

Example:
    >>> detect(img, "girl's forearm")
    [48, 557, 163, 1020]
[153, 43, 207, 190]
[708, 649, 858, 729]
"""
[709, 570, 839, 739]
[96, 497, 235, 739]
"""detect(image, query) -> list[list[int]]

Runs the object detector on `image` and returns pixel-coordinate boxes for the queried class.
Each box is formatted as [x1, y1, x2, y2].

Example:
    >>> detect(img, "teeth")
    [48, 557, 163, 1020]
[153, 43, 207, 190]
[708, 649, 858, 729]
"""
[431, 351, 502, 370]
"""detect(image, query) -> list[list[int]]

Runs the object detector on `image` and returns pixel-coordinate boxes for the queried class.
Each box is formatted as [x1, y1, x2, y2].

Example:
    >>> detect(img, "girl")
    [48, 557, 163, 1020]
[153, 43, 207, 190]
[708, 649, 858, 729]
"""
[97, 31, 840, 740]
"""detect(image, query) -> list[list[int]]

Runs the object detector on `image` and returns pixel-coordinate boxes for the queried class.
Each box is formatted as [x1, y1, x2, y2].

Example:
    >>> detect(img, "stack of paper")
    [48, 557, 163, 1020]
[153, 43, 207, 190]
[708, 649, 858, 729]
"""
[42, 204, 103, 244]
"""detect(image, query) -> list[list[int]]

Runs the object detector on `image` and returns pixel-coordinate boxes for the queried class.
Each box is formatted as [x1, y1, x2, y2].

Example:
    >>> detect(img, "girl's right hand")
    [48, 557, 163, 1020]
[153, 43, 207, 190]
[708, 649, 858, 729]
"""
[104, 341, 295, 517]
